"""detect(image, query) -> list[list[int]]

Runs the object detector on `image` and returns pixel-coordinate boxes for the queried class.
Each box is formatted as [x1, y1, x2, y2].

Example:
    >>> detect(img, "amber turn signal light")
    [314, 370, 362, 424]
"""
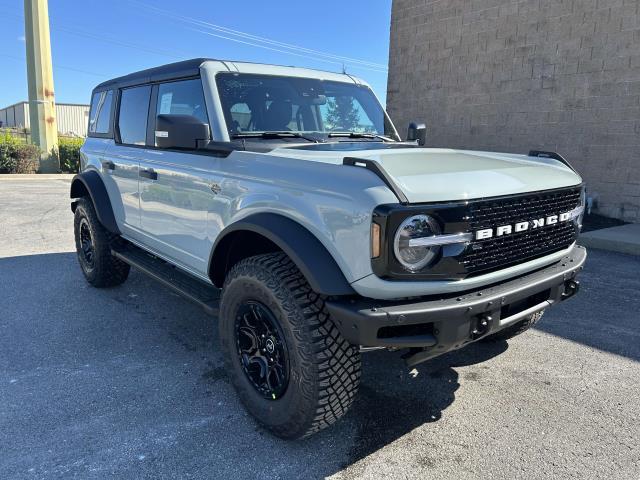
[371, 223, 381, 258]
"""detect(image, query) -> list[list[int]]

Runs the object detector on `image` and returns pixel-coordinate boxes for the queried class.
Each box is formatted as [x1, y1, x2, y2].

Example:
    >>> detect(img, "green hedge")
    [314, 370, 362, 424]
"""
[0, 131, 84, 173]
[58, 137, 84, 173]
[0, 130, 40, 174]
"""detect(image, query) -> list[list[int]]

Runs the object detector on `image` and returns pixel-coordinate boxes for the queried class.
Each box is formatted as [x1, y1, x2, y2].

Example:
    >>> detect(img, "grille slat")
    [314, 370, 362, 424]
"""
[462, 187, 582, 273]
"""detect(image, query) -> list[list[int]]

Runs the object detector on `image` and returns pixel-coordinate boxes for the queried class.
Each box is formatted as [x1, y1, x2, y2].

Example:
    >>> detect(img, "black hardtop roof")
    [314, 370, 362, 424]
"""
[92, 58, 359, 93]
[93, 58, 215, 91]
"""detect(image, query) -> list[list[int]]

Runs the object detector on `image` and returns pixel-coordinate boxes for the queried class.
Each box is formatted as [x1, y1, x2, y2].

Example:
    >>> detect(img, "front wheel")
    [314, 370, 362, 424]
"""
[218, 252, 361, 439]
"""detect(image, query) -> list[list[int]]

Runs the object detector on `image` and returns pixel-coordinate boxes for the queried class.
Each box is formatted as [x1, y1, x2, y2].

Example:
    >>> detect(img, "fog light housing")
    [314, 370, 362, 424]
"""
[393, 215, 441, 271]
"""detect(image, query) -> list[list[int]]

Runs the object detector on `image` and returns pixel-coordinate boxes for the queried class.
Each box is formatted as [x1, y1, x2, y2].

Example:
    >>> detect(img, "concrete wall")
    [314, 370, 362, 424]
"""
[388, 0, 640, 222]
[0, 102, 89, 137]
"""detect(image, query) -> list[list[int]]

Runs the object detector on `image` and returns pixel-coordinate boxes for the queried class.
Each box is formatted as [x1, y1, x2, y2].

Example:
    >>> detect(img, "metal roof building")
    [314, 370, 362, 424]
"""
[0, 101, 89, 137]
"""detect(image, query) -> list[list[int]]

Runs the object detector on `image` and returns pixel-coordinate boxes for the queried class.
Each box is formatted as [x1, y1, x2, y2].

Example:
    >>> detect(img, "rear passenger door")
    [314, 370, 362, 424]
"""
[86, 89, 124, 223]
[102, 85, 152, 235]
[138, 78, 221, 276]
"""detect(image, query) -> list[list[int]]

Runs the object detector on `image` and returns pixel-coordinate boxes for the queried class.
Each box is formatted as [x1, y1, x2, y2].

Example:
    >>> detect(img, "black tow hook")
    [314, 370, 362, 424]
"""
[562, 280, 580, 300]
[471, 314, 492, 340]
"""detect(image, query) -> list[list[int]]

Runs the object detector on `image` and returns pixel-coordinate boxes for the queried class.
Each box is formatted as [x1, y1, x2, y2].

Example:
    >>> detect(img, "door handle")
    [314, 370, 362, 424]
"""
[101, 160, 115, 171]
[139, 168, 158, 180]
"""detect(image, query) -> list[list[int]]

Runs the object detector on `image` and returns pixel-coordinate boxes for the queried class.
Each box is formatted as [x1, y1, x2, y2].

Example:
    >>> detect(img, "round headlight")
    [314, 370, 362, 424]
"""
[393, 215, 442, 271]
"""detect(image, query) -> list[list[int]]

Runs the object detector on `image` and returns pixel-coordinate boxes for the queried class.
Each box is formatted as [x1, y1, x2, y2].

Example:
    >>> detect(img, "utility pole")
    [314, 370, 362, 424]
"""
[24, 0, 58, 172]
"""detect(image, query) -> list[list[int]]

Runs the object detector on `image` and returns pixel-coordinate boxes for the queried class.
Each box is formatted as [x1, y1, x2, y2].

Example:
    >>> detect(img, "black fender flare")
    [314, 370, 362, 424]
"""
[210, 213, 355, 296]
[70, 170, 120, 234]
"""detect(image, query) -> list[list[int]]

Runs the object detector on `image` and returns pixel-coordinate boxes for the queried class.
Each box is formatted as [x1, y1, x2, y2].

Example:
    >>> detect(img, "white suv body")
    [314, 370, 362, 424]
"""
[71, 59, 586, 439]
[80, 59, 582, 299]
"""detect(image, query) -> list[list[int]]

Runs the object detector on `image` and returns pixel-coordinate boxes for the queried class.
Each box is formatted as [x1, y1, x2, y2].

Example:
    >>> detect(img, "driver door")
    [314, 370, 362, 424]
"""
[137, 78, 222, 276]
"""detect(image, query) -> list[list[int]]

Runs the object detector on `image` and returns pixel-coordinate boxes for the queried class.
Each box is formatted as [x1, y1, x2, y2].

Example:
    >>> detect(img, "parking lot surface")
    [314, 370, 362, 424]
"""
[1, 178, 639, 479]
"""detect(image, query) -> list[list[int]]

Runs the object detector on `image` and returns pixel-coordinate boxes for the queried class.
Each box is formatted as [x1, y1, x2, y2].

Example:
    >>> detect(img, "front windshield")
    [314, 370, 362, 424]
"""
[216, 73, 398, 140]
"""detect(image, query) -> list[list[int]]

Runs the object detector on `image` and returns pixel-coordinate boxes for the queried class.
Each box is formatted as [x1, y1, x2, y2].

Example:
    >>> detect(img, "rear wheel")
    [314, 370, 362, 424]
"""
[482, 310, 545, 342]
[219, 252, 361, 439]
[73, 197, 130, 288]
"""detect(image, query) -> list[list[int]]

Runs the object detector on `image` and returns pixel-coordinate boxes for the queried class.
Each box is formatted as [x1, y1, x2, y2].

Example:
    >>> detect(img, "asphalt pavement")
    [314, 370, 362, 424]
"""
[1, 177, 639, 479]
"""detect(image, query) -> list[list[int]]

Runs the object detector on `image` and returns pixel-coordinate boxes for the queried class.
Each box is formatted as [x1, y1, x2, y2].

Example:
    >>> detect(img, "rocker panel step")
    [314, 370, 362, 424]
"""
[112, 243, 220, 316]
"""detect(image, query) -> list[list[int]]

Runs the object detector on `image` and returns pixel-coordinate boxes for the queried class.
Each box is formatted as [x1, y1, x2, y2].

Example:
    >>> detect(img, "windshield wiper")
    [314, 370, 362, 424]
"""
[327, 132, 394, 142]
[231, 131, 323, 143]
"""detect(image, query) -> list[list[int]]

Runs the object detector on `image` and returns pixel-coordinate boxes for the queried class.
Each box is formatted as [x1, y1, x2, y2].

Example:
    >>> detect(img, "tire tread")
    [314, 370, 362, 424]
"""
[74, 197, 129, 288]
[221, 252, 361, 439]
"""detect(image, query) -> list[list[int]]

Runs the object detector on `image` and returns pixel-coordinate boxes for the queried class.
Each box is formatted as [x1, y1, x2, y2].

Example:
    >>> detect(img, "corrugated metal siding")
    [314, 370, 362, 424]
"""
[15, 103, 28, 129]
[0, 102, 89, 136]
[0, 103, 24, 129]
[56, 104, 89, 136]
[0, 102, 29, 129]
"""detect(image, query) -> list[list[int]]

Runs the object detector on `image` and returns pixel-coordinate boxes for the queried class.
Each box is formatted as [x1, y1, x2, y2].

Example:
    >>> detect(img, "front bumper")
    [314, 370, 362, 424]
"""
[326, 245, 586, 367]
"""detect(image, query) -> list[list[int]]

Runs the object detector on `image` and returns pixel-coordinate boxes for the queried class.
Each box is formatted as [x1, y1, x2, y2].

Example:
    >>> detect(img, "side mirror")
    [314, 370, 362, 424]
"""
[155, 114, 210, 149]
[407, 122, 427, 146]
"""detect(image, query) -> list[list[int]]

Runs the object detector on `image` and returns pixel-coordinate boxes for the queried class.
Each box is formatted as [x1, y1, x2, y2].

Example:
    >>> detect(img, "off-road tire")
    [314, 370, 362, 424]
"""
[219, 252, 361, 439]
[482, 310, 545, 342]
[73, 197, 130, 288]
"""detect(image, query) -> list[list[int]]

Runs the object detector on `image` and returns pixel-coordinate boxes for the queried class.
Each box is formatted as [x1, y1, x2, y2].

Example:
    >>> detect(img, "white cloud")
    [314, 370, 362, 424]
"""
[17, 35, 25, 42]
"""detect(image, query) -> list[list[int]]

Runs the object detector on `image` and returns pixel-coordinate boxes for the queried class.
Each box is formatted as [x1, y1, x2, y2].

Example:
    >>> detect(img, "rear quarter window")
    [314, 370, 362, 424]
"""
[88, 90, 114, 136]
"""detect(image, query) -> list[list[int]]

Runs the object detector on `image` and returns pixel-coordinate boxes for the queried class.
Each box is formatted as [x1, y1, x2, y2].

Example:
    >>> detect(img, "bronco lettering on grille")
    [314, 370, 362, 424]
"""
[474, 208, 579, 241]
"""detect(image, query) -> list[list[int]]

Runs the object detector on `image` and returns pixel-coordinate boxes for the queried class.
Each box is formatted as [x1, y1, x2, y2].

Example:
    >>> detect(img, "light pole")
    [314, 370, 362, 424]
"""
[24, 0, 59, 172]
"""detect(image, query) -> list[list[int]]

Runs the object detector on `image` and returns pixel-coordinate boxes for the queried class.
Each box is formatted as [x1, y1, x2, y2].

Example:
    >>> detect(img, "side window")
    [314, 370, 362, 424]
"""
[156, 78, 208, 122]
[88, 93, 101, 133]
[118, 85, 151, 146]
[88, 90, 113, 135]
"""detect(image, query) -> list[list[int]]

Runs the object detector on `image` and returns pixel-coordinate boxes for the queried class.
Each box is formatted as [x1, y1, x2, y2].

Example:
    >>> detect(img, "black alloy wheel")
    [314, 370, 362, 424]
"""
[234, 300, 290, 400]
[78, 217, 96, 270]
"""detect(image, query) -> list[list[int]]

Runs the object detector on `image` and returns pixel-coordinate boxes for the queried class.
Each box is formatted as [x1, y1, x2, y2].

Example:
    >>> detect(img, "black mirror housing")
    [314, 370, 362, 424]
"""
[155, 114, 210, 150]
[407, 122, 427, 146]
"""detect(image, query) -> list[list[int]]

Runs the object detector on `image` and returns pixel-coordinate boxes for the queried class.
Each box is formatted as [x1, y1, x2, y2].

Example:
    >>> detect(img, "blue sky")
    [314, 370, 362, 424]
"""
[0, 0, 392, 108]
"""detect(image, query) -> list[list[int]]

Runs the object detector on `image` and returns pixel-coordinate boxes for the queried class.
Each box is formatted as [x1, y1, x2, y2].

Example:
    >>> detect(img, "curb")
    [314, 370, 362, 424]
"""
[0, 174, 75, 180]
[578, 225, 640, 256]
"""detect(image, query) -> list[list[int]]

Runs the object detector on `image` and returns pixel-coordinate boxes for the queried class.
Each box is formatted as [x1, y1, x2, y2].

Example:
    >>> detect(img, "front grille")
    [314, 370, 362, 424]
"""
[462, 187, 582, 274]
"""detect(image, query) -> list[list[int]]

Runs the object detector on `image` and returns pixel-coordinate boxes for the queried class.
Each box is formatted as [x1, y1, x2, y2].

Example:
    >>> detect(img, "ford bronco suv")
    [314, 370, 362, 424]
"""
[71, 58, 586, 439]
